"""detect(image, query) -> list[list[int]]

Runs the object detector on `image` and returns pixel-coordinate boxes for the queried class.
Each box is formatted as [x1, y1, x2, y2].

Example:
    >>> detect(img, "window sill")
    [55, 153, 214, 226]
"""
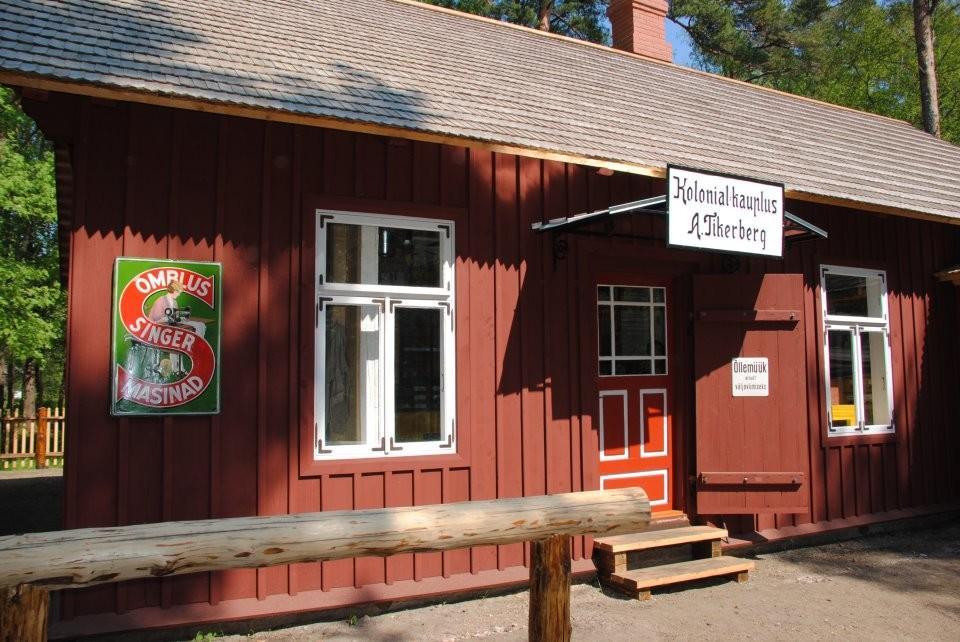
[299, 449, 469, 477]
[822, 431, 898, 447]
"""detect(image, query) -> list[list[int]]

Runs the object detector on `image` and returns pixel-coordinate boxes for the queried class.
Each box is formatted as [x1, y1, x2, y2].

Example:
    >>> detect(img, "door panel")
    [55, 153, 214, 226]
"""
[693, 273, 810, 514]
[596, 280, 674, 512]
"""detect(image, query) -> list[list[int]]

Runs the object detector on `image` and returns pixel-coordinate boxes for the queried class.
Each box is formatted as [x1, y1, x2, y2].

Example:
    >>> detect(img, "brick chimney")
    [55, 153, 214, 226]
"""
[608, 0, 673, 63]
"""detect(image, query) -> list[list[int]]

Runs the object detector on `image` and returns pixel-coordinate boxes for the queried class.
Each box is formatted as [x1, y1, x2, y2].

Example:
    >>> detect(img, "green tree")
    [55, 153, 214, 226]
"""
[423, 0, 611, 42]
[669, 0, 960, 143]
[0, 86, 64, 414]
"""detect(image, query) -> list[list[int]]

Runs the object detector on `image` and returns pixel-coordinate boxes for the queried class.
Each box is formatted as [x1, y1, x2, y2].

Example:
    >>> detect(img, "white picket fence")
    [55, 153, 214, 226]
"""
[0, 407, 66, 470]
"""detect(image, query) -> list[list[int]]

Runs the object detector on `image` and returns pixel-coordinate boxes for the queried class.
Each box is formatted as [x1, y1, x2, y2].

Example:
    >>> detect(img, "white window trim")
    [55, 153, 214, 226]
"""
[820, 265, 895, 436]
[315, 210, 456, 459]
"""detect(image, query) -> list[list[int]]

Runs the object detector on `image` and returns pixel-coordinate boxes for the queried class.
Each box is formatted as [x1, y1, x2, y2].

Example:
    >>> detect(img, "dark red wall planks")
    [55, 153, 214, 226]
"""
[24, 91, 960, 636]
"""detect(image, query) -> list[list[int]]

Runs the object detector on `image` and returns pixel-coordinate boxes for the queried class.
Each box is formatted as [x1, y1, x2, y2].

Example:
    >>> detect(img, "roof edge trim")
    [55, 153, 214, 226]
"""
[2, 70, 955, 228]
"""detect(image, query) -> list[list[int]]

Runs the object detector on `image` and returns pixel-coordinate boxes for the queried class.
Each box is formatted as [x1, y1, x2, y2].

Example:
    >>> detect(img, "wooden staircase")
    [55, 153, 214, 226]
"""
[593, 515, 754, 601]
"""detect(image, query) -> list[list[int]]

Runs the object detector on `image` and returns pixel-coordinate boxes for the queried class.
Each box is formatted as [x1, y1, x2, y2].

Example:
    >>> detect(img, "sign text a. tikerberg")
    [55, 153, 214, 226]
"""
[667, 166, 784, 258]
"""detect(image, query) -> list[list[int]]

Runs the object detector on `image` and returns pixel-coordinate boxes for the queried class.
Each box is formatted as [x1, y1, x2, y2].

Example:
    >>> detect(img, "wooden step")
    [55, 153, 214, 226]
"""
[606, 556, 754, 600]
[645, 510, 690, 531]
[594, 526, 727, 554]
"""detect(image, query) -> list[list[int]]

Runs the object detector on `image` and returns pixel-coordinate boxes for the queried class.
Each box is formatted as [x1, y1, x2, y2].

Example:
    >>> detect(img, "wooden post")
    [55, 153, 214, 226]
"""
[34, 408, 48, 469]
[528, 535, 571, 642]
[0, 585, 48, 642]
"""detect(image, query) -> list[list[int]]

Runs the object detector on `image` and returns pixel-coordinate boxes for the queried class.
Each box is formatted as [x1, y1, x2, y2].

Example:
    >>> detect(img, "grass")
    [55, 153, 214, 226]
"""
[0, 459, 64, 472]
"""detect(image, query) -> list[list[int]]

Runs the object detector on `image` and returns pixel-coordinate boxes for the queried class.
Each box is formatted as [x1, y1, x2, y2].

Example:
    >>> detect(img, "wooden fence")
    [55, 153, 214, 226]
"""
[0, 408, 66, 471]
[0, 488, 651, 642]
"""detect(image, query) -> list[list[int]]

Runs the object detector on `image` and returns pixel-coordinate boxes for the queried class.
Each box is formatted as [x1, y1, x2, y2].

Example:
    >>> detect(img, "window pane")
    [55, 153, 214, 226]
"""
[598, 305, 612, 357]
[378, 227, 441, 287]
[394, 307, 442, 442]
[325, 223, 361, 284]
[325, 304, 380, 446]
[653, 306, 666, 356]
[860, 331, 891, 426]
[614, 306, 651, 356]
[599, 360, 612, 376]
[654, 358, 667, 375]
[597, 286, 610, 301]
[652, 288, 665, 303]
[326, 222, 442, 287]
[824, 272, 884, 318]
[616, 360, 652, 375]
[827, 329, 857, 428]
[615, 286, 650, 302]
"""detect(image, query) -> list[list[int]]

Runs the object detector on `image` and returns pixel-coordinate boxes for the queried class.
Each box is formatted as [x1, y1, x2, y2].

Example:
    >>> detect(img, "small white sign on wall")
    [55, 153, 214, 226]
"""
[732, 358, 769, 397]
[667, 166, 784, 258]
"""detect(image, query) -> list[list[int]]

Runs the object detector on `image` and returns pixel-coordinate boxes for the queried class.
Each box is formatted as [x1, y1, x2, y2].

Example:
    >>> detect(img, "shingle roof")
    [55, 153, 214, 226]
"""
[1, 0, 959, 221]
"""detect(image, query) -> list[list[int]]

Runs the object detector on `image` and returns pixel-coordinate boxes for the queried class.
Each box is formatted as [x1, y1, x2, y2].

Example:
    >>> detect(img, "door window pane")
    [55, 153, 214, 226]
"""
[860, 331, 891, 426]
[326, 222, 441, 287]
[394, 307, 442, 442]
[653, 307, 666, 356]
[615, 306, 651, 356]
[827, 329, 857, 428]
[615, 286, 650, 302]
[325, 304, 380, 445]
[616, 360, 652, 375]
[598, 305, 612, 357]
[824, 272, 884, 319]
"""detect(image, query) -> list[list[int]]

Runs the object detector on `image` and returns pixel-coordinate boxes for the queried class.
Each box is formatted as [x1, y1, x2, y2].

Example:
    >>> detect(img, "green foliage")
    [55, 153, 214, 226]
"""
[670, 0, 960, 143]
[0, 86, 64, 400]
[423, 0, 611, 43]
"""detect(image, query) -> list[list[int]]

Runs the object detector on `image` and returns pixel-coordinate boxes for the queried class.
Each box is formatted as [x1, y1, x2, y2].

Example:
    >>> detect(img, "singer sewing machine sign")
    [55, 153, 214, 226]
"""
[667, 165, 784, 258]
[111, 258, 222, 415]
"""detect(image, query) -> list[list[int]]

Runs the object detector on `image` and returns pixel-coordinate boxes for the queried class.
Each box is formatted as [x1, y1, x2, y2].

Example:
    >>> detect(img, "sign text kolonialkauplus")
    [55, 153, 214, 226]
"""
[667, 166, 784, 258]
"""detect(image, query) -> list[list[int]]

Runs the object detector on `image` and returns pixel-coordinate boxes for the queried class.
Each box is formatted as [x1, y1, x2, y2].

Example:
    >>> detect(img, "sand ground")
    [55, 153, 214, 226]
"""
[204, 520, 960, 642]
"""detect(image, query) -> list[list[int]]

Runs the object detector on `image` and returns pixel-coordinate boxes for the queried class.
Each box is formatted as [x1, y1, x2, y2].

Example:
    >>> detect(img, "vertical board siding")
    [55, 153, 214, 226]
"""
[43, 93, 960, 633]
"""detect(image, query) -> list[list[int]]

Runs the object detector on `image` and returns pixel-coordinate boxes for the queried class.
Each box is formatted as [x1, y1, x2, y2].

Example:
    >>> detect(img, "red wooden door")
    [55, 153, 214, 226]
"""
[596, 278, 675, 512]
[693, 273, 809, 514]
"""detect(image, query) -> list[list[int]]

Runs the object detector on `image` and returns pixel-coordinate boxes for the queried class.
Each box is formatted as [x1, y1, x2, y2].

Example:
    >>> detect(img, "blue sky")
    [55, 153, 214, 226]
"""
[666, 20, 695, 67]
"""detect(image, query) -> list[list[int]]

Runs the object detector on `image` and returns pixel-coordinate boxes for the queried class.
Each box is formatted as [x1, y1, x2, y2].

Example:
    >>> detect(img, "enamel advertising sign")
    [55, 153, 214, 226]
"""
[667, 166, 784, 258]
[111, 258, 222, 416]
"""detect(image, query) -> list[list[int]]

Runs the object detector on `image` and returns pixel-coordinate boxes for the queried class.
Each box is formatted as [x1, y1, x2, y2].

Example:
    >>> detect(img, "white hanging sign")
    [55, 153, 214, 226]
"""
[732, 358, 769, 397]
[667, 166, 784, 258]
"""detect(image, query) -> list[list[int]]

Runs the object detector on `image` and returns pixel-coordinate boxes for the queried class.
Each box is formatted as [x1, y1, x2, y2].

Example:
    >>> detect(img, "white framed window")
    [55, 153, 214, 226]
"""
[315, 210, 455, 458]
[597, 285, 668, 377]
[820, 265, 894, 436]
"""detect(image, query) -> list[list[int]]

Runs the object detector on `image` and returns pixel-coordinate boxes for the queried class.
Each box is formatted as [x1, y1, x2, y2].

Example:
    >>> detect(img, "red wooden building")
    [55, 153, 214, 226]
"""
[2, 0, 960, 636]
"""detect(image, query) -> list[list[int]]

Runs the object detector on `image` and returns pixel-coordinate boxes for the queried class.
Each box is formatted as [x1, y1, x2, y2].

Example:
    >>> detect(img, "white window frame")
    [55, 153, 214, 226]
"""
[820, 265, 895, 436]
[315, 210, 456, 459]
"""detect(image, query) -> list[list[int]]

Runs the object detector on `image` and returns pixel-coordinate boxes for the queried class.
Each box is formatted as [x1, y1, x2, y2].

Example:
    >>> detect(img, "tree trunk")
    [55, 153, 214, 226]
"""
[4, 359, 13, 411]
[913, 0, 941, 137]
[36, 366, 44, 411]
[22, 359, 37, 419]
[538, 1, 553, 31]
[0, 354, 6, 413]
